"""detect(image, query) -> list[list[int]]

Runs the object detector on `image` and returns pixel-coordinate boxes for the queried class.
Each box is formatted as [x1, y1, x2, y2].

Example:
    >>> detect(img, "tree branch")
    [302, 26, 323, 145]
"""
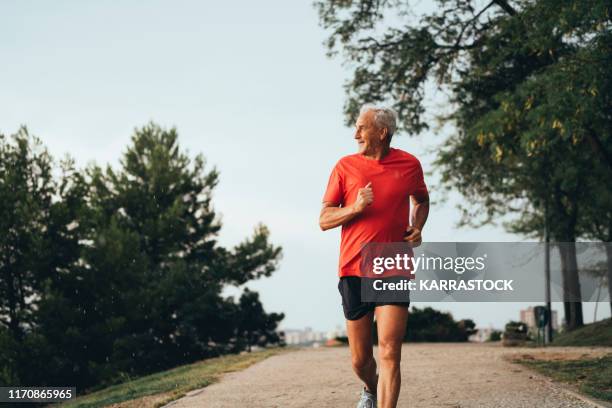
[492, 0, 517, 16]
[449, 1, 496, 50]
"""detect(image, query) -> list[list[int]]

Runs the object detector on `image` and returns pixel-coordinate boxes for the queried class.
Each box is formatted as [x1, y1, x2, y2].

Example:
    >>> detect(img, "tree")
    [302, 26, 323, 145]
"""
[503, 320, 529, 345]
[235, 288, 285, 352]
[1, 124, 285, 389]
[0, 128, 55, 342]
[0, 129, 89, 386]
[488, 330, 502, 341]
[42, 123, 284, 386]
[317, 0, 612, 330]
[93, 124, 283, 366]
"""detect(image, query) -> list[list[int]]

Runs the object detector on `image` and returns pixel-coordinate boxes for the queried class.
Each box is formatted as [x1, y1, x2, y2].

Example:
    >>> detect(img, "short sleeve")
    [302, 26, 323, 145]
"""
[411, 160, 428, 198]
[322, 163, 344, 205]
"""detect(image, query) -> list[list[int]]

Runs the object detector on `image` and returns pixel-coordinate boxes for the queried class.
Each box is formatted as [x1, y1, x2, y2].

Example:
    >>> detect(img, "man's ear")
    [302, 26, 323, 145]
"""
[379, 127, 389, 142]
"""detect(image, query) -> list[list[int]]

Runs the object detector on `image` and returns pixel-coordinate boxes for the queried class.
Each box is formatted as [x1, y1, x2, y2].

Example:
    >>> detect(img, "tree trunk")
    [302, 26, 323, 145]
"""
[552, 181, 584, 331]
[558, 242, 584, 330]
[606, 244, 612, 319]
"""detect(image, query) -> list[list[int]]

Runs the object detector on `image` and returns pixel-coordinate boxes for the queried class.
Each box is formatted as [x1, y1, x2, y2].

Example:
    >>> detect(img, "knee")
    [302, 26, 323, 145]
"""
[378, 338, 402, 364]
[352, 354, 374, 372]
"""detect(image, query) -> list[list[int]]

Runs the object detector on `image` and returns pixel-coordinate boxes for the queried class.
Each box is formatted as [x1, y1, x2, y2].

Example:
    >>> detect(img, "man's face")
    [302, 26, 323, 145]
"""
[354, 110, 386, 155]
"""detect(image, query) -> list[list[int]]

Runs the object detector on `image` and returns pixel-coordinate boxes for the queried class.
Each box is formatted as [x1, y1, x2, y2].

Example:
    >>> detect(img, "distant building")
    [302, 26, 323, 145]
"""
[520, 306, 558, 330]
[326, 324, 347, 340]
[283, 326, 340, 346]
[284, 330, 303, 345]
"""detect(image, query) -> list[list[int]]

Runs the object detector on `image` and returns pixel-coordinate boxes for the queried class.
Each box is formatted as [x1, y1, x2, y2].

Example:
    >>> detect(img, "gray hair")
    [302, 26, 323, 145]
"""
[360, 104, 398, 138]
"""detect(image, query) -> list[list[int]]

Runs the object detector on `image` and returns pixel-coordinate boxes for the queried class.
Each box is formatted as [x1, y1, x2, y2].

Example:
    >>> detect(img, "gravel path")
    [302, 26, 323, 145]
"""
[163, 343, 610, 408]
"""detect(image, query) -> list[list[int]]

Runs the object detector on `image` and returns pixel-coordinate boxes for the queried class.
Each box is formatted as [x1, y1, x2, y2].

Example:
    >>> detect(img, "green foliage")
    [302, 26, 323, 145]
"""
[0, 124, 284, 391]
[488, 330, 502, 342]
[0, 327, 19, 385]
[235, 288, 285, 352]
[406, 306, 476, 342]
[504, 320, 528, 334]
[552, 318, 612, 347]
[334, 335, 349, 344]
[503, 320, 529, 342]
[516, 354, 612, 402]
[0, 128, 55, 342]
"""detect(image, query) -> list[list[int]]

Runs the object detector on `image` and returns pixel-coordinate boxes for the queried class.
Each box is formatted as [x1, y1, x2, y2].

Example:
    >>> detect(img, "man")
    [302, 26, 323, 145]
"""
[319, 105, 429, 408]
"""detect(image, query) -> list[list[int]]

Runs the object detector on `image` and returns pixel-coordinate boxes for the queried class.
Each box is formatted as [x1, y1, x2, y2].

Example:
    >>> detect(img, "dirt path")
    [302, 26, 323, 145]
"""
[163, 343, 610, 408]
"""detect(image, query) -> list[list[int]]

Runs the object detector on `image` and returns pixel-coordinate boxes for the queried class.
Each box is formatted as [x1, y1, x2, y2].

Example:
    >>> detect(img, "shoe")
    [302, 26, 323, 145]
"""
[356, 387, 377, 408]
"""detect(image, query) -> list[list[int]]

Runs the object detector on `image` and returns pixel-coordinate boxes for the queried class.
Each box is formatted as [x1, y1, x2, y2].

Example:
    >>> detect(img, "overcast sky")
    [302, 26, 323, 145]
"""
[2, 0, 608, 332]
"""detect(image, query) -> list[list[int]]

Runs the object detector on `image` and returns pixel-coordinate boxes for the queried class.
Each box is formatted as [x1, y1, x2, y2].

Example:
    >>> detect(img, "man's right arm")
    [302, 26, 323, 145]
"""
[319, 182, 373, 231]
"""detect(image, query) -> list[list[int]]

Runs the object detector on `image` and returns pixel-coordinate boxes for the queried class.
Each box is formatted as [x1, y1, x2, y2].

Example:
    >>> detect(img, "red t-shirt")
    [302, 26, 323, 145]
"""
[322, 148, 428, 277]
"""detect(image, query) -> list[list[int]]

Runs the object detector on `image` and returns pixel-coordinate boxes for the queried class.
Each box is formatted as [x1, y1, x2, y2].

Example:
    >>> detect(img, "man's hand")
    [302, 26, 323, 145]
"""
[352, 182, 373, 213]
[403, 226, 422, 246]
[319, 182, 372, 231]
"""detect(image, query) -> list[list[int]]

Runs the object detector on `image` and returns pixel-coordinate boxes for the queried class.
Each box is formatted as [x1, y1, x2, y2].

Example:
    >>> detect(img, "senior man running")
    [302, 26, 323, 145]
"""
[319, 105, 429, 408]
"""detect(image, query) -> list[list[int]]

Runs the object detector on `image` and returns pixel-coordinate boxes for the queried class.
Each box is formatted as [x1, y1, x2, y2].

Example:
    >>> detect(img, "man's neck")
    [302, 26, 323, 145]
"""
[363, 144, 391, 161]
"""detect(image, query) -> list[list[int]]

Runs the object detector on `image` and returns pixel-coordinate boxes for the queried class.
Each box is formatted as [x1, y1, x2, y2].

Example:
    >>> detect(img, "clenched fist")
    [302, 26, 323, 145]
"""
[352, 181, 374, 213]
[403, 226, 422, 246]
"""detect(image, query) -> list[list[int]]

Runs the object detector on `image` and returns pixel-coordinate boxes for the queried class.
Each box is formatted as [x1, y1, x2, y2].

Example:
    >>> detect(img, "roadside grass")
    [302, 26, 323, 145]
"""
[513, 353, 612, 402]
[552, 318, 612, 347]
[58, 348, 285, 408]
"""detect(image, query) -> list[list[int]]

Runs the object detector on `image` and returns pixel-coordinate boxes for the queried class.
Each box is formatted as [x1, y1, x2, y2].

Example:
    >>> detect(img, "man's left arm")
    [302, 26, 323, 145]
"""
[404, 191, 429, 244]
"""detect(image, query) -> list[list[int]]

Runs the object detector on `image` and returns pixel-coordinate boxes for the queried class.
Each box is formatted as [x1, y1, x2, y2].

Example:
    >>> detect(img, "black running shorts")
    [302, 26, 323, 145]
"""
[337, 276, 411, 321]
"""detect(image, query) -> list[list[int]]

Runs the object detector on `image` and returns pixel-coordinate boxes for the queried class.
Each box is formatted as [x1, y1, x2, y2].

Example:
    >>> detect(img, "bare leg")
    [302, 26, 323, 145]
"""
[346, 311, 378, 393]
[375, 305, 409, 408]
